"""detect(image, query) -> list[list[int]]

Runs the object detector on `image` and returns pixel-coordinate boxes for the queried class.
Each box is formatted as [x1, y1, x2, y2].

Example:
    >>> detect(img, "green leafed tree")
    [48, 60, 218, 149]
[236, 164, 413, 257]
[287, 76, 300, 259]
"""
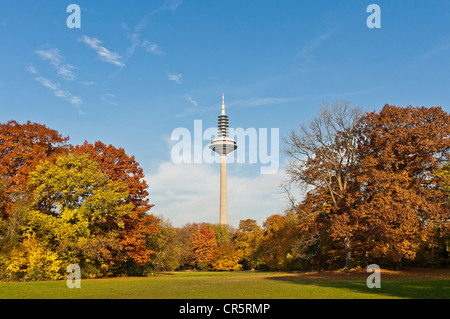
[147, 218, 181, 272]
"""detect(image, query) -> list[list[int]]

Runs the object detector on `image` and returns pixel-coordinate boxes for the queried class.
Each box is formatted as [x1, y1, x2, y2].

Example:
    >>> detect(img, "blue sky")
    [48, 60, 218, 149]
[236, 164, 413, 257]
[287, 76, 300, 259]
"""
[1, 1, 450, 227]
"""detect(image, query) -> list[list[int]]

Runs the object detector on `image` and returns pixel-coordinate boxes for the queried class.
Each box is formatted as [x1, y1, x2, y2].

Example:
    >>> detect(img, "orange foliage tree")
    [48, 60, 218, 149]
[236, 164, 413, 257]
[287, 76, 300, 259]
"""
[190, 225, 217, 269]
[355, 105, 450, 266]
[291, 188, 339, 269]
[0, 121, 69, 217]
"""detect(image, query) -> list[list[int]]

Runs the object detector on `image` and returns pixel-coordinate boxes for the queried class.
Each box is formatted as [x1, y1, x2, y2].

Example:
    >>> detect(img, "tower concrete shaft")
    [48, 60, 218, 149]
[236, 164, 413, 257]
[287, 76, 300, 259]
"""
[220, 154, 227, 225]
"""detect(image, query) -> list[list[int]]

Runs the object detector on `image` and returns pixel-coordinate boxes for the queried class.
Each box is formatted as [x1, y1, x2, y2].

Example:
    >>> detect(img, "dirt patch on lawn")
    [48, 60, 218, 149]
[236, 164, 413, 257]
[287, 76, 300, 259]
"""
[268, 268, 450, 282]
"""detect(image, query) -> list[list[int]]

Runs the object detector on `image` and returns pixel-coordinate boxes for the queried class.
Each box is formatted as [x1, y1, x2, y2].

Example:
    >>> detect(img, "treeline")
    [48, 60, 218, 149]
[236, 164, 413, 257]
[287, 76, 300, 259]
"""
[0, 103, 449, 281]
[171, 103, 449, 272]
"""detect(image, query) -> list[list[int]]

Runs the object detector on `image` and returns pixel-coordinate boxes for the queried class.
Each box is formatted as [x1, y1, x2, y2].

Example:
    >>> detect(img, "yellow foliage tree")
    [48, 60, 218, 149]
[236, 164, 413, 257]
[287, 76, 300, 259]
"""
[210, 243, 242, 271]
[3, 233, 62, 281]
[235, 219, 263, 269]
[26, 153, 133, 276]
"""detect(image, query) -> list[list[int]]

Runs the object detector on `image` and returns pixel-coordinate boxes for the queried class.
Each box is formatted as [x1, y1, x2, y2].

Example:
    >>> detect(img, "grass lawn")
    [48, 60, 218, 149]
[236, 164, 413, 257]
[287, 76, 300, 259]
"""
[0, 268, 449, 299]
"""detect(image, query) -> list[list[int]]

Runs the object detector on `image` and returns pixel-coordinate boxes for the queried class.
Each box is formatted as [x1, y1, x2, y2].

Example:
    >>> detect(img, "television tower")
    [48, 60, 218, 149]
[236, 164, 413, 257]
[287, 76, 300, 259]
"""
[209, 94, 237, 225]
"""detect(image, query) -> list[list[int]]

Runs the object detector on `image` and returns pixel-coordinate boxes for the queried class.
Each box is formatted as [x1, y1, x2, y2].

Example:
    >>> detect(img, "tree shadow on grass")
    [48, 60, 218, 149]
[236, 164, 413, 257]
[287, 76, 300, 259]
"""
[264, 275, 450, 299]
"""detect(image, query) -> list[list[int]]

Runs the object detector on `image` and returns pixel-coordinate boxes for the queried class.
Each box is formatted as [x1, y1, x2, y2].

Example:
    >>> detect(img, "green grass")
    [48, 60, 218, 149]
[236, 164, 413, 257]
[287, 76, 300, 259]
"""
[0, 271, 448, 299]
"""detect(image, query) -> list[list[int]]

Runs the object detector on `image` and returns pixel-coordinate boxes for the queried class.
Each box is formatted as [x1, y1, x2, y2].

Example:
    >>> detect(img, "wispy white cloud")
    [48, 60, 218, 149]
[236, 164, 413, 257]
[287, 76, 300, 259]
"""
[296, 28, 336, 71]
[69, 96, 83, 106]
[35, 76, 59, 91]
[168, 73, 183, 84]
[232, 97, 301, 107]
[79, 35, 126, 68]
[141, 40, 165, 55]
[125, 32, 141, 59]
[184, 95, 198, 107]
[122, 28, 165, 61]
[35, 76, 83, 107]
[419, 36, 450, 60]
[299, 28, 335, 59]
[56, 64, 77, 81]
[171, 107, 202, 119]
[100, 93, 118, 105]
[170, 95, 200, 118]
[229, 89, 381, 109]
[35, 48, 61, 64]
[160, 0, 183, 12]
[171, 95, 300, 119]
[135, 0, 183, 32]
[35, 48, 77, 80]
[26, 64, 38, 74]
[29, 49, 84, 113]
[82, 81, 96, 86]
[121, 0, 179, 61]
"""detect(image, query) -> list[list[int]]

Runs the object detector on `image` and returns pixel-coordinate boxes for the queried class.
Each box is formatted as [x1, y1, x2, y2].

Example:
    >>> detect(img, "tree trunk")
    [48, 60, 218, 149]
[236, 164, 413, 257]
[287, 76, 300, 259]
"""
[344, 236, 353, 270]
[395, 259, 403, 271]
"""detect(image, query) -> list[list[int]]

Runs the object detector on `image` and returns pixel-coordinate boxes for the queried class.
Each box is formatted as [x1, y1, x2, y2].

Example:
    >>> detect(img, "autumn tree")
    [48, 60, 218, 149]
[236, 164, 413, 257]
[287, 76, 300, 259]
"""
[435, 164, 450, 265]
[147, 218, 181, 271]
[190, 225, 217, 269]
[438, 164, 449, 185]
[289, 189, 336, 269]
[210, 223, 234, 245]
[284, 101, 363, 269]
[0, 176, 29, 255]
[210, 243, 242, 271]
[0, 121, 69, 217]
[259, 213, 298, 270]
[27, 153, 133, 277]
[235, 219, 263, 269]
[1, 233, 62, 281]
[0, 177, 6, 216]
[72, 141, 159, 267]
[355, 105, 450, 267]
[0, 121, 69, 272]
[175, 223, 202, 269]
